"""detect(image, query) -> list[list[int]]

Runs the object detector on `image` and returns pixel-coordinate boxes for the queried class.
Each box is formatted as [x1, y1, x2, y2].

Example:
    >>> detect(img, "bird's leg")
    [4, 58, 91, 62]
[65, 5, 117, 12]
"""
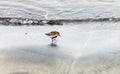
[51, 38, 57, 44]
[51, 38, 54, 43]
[54, 38, 57, 43]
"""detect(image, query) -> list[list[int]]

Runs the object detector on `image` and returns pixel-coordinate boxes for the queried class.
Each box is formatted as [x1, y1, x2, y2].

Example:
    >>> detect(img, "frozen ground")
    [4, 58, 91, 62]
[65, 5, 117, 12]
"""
[0, 22, 120, 74]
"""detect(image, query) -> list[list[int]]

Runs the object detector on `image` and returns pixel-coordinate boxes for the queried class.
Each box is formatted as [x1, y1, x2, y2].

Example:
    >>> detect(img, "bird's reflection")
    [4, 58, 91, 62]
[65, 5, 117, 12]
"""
[48, 43, 58, 47]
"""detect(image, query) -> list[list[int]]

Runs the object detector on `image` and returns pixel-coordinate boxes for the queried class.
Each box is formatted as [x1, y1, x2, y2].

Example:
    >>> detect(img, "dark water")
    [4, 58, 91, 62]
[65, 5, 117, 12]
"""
[0, 17, 120, 26]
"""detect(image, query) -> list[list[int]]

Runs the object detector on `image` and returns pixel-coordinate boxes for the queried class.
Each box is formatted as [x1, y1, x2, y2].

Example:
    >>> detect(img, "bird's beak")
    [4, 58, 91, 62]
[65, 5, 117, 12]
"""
[59, 34, 61, 37]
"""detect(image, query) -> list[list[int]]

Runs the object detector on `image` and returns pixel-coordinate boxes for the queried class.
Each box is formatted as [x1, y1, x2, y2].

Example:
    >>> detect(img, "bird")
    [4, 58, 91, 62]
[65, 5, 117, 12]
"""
[45, 31, 61, 43]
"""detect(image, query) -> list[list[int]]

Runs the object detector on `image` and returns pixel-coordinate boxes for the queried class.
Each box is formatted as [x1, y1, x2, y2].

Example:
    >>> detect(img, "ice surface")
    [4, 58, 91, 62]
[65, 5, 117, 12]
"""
[0, 22, 120, 74]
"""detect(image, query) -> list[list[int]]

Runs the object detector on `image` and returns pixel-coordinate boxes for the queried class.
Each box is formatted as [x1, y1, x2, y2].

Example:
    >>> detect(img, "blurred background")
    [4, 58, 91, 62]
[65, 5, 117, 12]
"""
[0, 0, 120, 19]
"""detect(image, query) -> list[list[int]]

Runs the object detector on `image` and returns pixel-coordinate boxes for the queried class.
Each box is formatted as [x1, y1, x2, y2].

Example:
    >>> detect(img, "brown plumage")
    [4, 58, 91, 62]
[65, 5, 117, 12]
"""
[45, 31, 61, 43]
